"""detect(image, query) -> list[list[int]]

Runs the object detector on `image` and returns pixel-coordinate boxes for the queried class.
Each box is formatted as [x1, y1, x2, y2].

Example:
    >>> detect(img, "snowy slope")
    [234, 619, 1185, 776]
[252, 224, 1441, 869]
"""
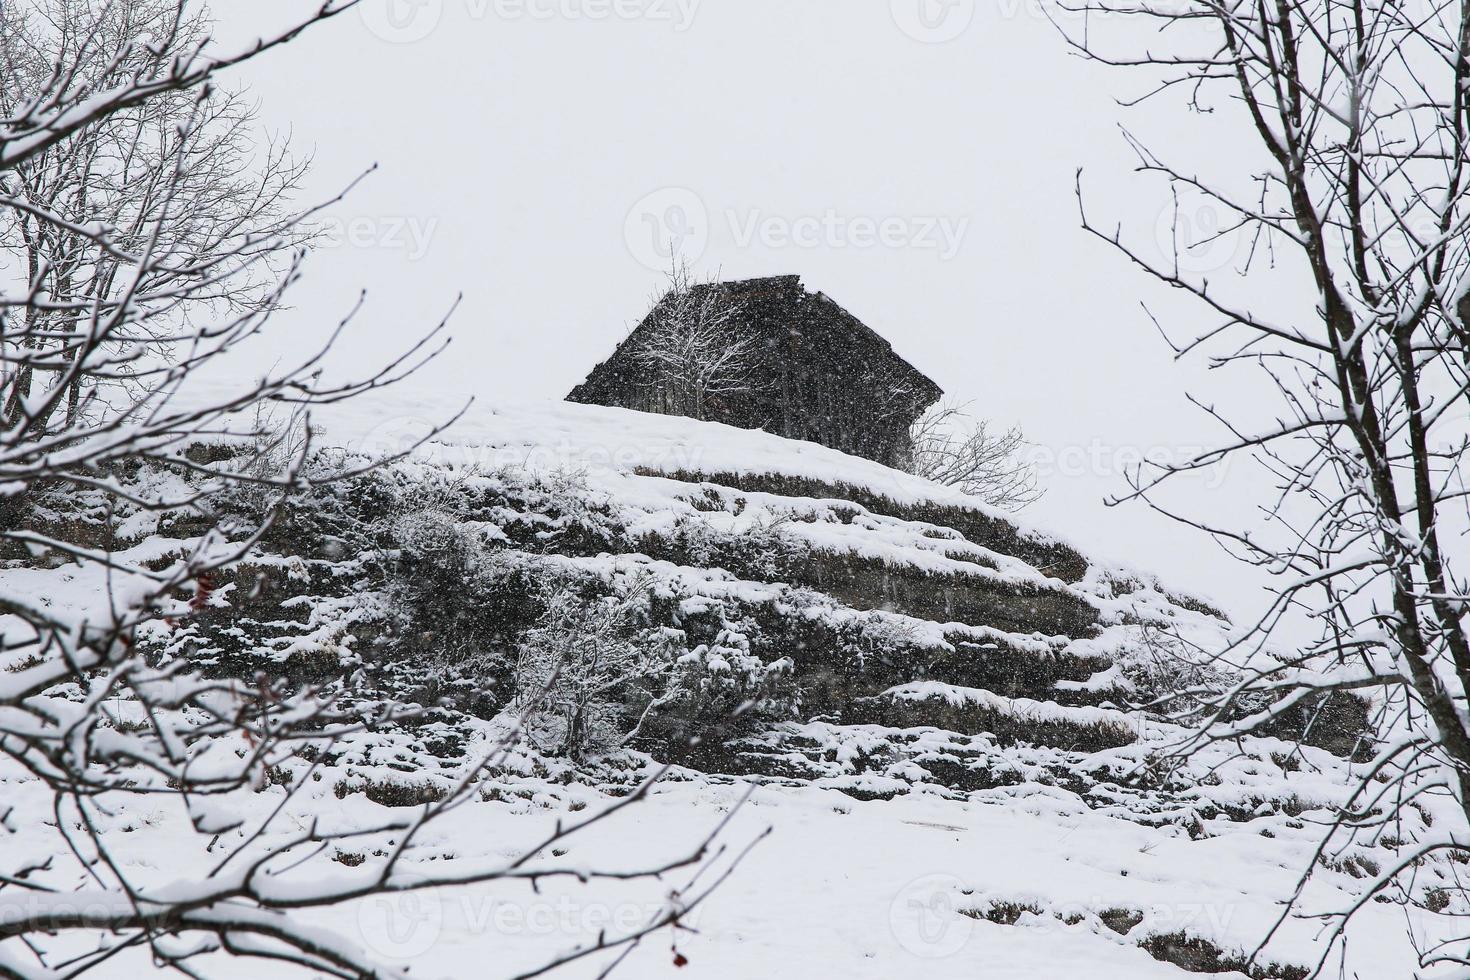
[317, 392, 1112, 579]
[0, 753, 1444, 979]
[0, 393, 1448, 979]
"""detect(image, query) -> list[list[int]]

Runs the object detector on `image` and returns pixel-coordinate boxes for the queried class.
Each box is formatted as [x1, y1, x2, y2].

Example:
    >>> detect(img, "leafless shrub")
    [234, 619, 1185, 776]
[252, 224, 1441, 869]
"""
[908, 400, 1043, 511]
[627, 261, 767, 421]
[1119, 623, 1232, 712]
[514, 573, 678, 759]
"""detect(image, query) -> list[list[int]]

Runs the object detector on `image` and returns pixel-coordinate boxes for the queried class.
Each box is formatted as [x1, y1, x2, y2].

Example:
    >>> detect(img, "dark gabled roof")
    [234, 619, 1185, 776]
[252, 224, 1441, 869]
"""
[569, 274, 943, 408]
[802, 286, 943, 404]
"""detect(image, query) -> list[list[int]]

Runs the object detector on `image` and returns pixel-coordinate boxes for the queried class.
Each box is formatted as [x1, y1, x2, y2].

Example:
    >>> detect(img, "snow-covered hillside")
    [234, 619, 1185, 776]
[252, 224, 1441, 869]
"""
[0, 395, 1450, 978]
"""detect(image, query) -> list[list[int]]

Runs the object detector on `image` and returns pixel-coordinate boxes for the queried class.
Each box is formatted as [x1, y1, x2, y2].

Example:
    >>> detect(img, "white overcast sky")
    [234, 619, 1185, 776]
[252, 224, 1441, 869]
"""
[215, 0, 1306, 626]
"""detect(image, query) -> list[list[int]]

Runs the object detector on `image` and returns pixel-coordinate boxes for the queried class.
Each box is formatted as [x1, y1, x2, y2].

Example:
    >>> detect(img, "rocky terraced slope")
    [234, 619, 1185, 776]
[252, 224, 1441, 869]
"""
[69, 399, 1363, 805]
[5, 397, 1437, 979]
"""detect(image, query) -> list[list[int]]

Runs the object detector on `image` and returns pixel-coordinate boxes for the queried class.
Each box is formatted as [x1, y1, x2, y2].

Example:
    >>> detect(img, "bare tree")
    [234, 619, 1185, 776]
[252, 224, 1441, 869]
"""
[0, 0, 312, 434]
[0, 3, 753, 976]
[908, 400, 1043, 511]
[1058, 0, 1470, 971]
[628, 262, 765, 421]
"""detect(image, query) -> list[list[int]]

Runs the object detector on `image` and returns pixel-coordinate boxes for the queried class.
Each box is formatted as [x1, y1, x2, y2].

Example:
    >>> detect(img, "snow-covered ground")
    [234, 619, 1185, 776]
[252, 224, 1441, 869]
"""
[2, 764, 1443, 979]
[3, 393, 1459, 978]
[278, 781, 1449, 979]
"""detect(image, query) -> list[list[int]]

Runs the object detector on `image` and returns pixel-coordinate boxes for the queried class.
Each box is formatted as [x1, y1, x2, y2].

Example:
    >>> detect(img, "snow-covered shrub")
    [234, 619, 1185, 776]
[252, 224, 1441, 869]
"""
[506, 573, 799, 761]
[661, 510, 801, 581]
[1114, 624, 1232, 710]
[512, 574, 678, 759]
[367, 469, 544, 712]
[208, 405, 315, 516]
[483, 462, 624, 554]
[1116, 624, 1369, 757]
[839, 612, 924, 674]
[907, 401, 1043, 512]
[385, 505, 483, 607]
[655, 615, 797, 753]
